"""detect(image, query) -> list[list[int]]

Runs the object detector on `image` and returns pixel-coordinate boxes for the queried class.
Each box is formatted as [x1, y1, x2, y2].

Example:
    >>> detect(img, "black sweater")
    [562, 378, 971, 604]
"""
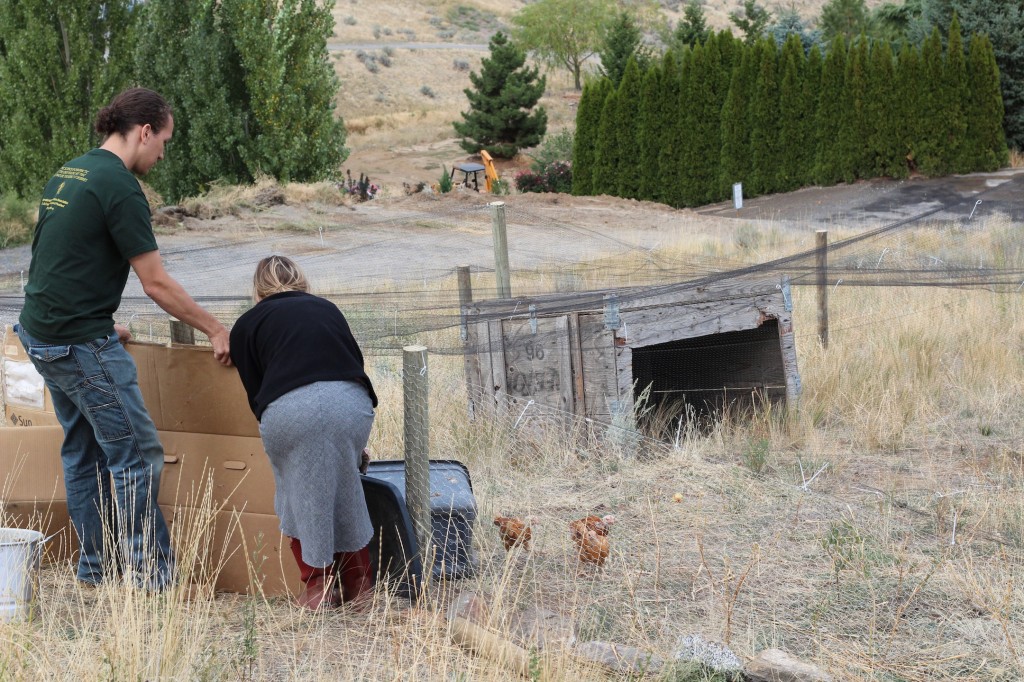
[229, 291, 377, 420]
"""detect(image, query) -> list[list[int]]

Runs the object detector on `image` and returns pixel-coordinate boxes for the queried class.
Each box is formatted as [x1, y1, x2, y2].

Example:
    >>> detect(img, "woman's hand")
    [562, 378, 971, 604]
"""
[360, 448, 371, 475]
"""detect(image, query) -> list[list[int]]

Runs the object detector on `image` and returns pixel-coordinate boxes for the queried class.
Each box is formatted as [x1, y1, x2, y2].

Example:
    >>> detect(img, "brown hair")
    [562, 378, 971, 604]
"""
[94, 88, 173, 139]
[253, 255, 309, 301]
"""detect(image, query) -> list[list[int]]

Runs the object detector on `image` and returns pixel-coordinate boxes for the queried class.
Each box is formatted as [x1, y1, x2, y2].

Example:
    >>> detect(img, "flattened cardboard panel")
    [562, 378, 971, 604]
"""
[2, 326, 53, 412]
[157, 431, 276, 516]
[0, 426, 66, 501]
[127, 342, 259, 437]
[5, 405, 61, 428]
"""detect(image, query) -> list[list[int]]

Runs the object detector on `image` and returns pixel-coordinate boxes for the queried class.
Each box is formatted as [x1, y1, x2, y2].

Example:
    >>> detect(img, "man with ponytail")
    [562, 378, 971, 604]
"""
[15, 88, 231, 590]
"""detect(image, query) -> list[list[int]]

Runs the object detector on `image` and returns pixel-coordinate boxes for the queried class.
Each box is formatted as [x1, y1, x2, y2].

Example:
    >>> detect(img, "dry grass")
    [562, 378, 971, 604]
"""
[3, 212, 1024, 680]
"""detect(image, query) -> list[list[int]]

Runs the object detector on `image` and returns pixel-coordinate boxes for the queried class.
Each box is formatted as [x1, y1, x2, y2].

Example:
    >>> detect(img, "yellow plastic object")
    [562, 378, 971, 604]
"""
[480, 150, 499, 192]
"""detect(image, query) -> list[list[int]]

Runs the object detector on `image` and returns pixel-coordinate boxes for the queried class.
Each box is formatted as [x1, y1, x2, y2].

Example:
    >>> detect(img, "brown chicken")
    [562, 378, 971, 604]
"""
[569, 515, 616, 566]
[494, 515, 532, 551]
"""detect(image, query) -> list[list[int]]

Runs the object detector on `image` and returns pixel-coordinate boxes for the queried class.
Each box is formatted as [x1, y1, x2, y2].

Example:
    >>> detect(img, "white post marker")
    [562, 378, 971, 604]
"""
[732, 182, 743, 210]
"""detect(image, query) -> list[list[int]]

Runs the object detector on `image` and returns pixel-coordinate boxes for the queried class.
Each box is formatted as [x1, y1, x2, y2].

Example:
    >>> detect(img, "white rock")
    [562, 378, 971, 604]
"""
[745, 648, 833, 682]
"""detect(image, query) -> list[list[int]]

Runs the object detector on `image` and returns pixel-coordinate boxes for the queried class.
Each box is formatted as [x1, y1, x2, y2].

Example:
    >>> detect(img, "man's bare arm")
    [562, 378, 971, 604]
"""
[129, 250, 231, 365]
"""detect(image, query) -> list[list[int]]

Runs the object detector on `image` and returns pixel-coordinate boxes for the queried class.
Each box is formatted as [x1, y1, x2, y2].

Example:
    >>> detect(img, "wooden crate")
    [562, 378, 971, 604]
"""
[463, 275, 800, 425]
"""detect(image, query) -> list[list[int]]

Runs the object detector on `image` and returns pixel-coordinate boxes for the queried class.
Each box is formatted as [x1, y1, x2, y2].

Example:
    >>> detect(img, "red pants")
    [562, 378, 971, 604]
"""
[289, 538, 374, 602]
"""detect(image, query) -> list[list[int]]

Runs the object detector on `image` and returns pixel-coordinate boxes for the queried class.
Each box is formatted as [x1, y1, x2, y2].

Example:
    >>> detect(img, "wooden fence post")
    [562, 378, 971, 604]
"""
[456, 265, 477, 419]
[169, 317, 195, 345]
[816, 230, 829, 349]
[490, 201, 511, 299]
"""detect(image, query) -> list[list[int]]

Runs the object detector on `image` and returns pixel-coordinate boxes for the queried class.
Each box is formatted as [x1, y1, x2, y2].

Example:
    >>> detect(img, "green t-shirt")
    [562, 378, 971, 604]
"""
[20, 149, 159, 344]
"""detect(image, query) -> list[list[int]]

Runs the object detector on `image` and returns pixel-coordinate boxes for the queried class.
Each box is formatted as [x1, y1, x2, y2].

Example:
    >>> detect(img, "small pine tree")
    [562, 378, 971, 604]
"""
[454, 31, 548, 158]
[749, 38, 780, 195]
[600, 12, 648, 87]
[816, 35, 848, 185]
[730, 0, 772, 46]
[572, 79, 610, 195]
[675, 1, 710, 49]
[963, 33, 1009, 172]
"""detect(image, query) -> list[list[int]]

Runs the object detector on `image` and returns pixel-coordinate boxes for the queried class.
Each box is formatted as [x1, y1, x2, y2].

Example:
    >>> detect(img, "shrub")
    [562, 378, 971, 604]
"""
[514, 161, 572, 193]
[343, 15, 357, 25]
[0, 194, 35, 249]
[529, 129, 575, 172]
[453, 59, 470, 72]
[439, 165, 453, 193]
[420, 85, 436, 98]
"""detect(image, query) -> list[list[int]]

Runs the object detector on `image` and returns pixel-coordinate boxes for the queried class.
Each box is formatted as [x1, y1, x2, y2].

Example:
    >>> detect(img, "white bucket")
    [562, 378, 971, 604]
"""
[0, 528, 45, 623]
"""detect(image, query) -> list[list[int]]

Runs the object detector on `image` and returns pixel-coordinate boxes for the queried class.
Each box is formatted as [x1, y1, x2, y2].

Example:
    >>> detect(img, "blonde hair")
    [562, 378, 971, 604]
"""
[253, 255, 309, 301]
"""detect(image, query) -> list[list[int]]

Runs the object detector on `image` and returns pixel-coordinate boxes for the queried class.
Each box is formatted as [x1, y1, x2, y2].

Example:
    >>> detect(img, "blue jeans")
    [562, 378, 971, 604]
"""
[15, 324, 173, 588]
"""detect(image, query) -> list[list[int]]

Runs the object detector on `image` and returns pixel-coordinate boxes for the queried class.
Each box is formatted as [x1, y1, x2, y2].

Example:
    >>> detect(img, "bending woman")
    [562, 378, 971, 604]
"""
[230, 255, 378, 609]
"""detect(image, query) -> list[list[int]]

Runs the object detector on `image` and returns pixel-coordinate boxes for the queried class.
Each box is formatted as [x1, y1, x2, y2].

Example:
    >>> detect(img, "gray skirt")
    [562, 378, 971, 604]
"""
[259, 380, 375, 567]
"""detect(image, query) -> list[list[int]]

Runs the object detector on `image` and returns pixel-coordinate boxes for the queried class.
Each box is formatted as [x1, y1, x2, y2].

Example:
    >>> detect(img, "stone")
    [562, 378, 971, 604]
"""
[509, 607, 577, 651]
[673, 634, 743, 678]
[745, 648, 833, 682]
[573, 640, 663, 674]
[446, 591, 490, 626]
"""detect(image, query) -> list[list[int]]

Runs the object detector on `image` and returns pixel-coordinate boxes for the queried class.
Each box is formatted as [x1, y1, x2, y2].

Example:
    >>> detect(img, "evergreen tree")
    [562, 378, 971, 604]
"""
[730, 0, 772, 46]
[749, 38, 780, 195]
[963, 33, 1008, 171]
[654, 51, 682, 205]
[636, 65, 663, 201]
[591, 89, 620, 195]
[674, 1, 710, 49]
[717, 30, 740, 76]
[571, 78, 610, 195]
[838, 35, 871, 181]
[896, 42, 925, 173]
[941, 13, 968, 173]
[777, 35, 805, 193]
[801, 45, 824, 185]
[659, 49, 690, 207]
[866, 40, 906, 178]
[454, 31, 548, 158]
[815, 35, 848, 185]
[769, 8, 822, 51]
[0, 1, 138, 198]
[613, 57, 644, 198]
[917, 27, 945, 175]
[599, 11, 648, 86]
[674, 45, 701, 206]
[719, 44, 755, 197]
[681, 36, 728, 205]
[820, 0, 871, 44]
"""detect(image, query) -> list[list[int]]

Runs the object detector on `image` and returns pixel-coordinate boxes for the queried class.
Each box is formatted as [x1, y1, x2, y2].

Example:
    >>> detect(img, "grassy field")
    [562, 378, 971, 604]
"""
[2, 216, 1023, 681]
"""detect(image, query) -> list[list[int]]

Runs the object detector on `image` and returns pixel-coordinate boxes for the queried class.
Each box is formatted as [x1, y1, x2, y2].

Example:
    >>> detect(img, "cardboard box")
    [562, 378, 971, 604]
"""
[127, 342, 258, 437]
[5, 405, 61, 428]
[0, 426, 66, 501]
[157, 431, 275, 515]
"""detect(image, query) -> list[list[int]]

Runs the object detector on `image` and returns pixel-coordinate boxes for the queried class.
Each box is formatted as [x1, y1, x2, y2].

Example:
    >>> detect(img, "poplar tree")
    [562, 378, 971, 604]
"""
[455, 31, 547, 158]
[963, 33, 1008, 172]
[0, 1, 137, 197]
[749, 38, 780, 195]
[777, 35, 805, 193]
[816, 35, 847, 185]
[572, 78, 610, 195]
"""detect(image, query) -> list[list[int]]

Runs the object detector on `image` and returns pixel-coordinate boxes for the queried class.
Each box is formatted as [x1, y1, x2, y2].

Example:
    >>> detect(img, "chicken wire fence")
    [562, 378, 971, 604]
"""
[1, 175, 1023, 677]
